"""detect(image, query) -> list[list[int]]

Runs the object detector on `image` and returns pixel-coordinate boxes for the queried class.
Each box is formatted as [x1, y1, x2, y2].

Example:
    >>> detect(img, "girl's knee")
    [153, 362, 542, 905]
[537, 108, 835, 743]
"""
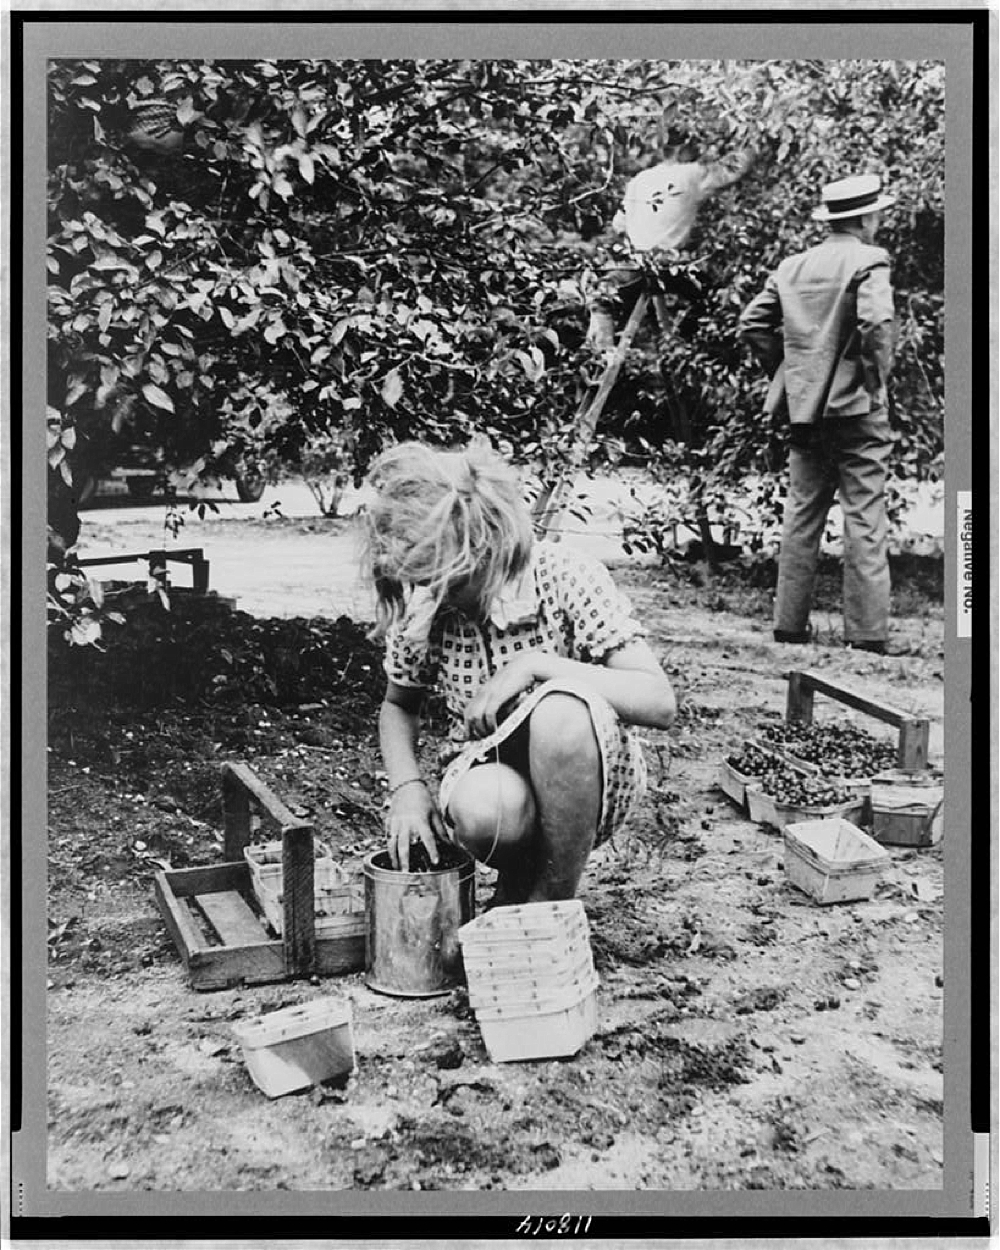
[529, 693, 599, 765]
[447, 764, 535, 853]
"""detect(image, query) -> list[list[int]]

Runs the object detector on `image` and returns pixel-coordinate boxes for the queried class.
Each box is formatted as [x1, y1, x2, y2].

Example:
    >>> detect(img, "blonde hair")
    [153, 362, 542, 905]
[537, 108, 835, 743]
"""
[363, 438, 534, 637]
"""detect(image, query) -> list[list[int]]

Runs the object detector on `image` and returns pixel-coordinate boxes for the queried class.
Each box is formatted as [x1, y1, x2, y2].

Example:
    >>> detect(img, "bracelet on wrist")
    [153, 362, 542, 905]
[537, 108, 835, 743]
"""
[389, 776, 427, 797]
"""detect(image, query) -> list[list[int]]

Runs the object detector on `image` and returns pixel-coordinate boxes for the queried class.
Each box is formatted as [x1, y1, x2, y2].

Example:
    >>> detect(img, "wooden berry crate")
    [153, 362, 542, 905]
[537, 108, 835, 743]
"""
[745, 737, 822, 776]
[232, 996, 356, 1098]
[740, 745, 822, 828]
[784, 670, 930, 772]
[783, 817, 890, 905]
[472, 974, 600, 1063]
[751, 735, 876, 810]
[718, 741, 810, 812]
[154, 761, 365, 991]
[745, 780, 863, 834]
[717, 759, 762, 809]
[244, 835, 335, 904]
[745, 783, 779, 829]
[740, 740, 865, 830]
[869, 770, 944, 847]
[771, 794, 866, 833]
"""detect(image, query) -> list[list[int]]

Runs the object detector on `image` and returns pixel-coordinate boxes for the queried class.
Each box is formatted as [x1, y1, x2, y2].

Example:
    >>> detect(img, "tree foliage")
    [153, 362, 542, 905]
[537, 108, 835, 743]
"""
[640, 59, 945, 541]
[47, 56, 944, 576]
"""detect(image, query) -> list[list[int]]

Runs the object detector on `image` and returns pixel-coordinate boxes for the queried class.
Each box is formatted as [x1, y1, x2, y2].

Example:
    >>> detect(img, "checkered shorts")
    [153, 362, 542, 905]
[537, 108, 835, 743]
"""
[437, 678, 647, 847]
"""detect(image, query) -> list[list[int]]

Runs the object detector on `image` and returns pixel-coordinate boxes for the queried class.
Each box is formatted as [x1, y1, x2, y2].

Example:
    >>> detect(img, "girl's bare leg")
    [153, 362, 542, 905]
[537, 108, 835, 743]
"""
[525, 692, 602, 902]
[447, 761, 537, 903]
[447, 695, 602, 904]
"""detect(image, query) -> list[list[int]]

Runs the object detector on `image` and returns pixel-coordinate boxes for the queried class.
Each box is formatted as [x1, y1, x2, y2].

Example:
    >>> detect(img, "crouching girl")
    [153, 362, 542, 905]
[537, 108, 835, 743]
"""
[364, 439, 676, 905]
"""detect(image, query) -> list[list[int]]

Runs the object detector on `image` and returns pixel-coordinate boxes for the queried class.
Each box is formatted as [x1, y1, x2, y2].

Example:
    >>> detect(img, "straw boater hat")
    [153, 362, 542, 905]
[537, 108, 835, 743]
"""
[811, 173, 896, 221]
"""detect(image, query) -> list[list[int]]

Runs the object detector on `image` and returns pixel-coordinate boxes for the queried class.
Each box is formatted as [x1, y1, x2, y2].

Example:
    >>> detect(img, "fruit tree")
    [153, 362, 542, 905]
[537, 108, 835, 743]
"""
[47, 56, 943, 565]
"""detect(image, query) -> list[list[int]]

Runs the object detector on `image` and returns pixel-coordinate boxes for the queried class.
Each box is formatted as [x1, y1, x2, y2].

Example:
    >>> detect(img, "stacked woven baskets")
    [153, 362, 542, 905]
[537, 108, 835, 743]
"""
[244, 839, 365, 937]
[457, 900, 599, 1063]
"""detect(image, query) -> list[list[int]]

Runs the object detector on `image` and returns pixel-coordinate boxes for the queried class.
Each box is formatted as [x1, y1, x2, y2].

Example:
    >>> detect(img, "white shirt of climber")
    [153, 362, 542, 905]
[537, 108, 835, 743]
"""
[620, 161, 716, 252]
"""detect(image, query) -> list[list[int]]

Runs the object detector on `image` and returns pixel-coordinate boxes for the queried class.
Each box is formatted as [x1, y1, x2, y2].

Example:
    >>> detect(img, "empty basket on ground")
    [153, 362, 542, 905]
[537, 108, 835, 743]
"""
[472, 970, 601, 1063]
[783, 817, 890, 905]
[457, 900, 599, 1063]
[244, 840, 365, 937]
[232, 996, 355, 1098]
[869, 771, 944, 847]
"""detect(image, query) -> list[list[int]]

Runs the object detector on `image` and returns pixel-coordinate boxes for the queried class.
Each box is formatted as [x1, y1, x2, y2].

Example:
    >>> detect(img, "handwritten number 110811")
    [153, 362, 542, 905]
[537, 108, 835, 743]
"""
[516, 1215, 593, 1235]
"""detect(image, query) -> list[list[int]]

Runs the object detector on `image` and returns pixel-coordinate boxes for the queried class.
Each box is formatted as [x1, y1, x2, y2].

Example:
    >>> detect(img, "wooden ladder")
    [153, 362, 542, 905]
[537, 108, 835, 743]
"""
[785, 670, 931, 772]
[531, 287, 672, 540]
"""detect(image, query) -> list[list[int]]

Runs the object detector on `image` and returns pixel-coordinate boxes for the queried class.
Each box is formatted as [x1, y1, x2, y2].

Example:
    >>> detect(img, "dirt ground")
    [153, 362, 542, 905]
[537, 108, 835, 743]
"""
[45, 510, 945, 1193]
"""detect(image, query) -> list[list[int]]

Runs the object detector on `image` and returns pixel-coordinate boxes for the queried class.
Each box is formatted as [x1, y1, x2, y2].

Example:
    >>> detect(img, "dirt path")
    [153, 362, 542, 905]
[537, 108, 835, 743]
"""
[75, 473, 647, 620]
[47, 510, 946, 1194]
[75, 470, 944, 620]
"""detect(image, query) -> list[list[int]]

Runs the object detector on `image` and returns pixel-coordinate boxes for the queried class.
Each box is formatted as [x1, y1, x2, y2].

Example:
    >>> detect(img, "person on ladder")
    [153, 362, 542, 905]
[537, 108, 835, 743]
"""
[585, 131, 755, 353]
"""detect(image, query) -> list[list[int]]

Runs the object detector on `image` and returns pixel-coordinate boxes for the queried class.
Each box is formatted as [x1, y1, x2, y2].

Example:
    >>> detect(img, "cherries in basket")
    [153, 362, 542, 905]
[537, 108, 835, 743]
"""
[726, 745, 778, 776]
[758, 721, 897, 778]
[758, 765, 852, 809]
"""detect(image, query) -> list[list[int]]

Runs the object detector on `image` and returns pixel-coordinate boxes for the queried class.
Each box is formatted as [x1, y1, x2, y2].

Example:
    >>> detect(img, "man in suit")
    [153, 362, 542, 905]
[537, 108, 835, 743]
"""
[739, 173, 897, 654]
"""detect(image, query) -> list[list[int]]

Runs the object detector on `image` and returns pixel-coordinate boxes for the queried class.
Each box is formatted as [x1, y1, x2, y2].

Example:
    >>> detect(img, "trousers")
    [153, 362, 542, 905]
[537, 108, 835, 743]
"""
[586, 265, 705, 350]
[775, 412, 893, 643]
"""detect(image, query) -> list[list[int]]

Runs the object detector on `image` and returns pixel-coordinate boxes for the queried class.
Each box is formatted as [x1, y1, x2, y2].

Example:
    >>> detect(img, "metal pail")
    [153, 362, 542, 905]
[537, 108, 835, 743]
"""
[363, 848, 476, 997]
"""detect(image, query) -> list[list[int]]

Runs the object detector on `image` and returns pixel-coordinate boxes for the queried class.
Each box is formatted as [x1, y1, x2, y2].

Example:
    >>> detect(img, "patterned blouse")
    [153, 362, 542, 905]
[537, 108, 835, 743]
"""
[383, 540, 647, 715]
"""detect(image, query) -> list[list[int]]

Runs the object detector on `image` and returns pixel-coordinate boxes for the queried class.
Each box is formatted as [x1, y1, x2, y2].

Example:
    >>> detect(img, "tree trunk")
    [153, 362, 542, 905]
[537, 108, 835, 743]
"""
[653, 297, 717, 574]
[693, 488, 718, 577]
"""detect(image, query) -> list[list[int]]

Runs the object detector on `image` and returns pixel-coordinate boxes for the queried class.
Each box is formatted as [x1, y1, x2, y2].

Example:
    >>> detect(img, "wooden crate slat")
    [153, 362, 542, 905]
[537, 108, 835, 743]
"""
[222, 760, 307, 831]
[222, 770, 254, 862]
[196, 889, 270, 946]
[282, 823, 316, 977]
[154, 871, 208, 963]
[160, 861, 250, 899]
[787, 670, 915, 727]
[896, 720, 930, 773]
[315, 914, 367, 939]
[784, 669, 930, 773]
[315, 932, 366, 977]
[187, 941, 288, 992]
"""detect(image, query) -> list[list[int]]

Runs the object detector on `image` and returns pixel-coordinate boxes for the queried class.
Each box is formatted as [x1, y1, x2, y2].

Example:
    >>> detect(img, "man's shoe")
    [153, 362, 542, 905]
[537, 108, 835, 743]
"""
[774, 626, 813, 644]
[845, 640, 886, 655]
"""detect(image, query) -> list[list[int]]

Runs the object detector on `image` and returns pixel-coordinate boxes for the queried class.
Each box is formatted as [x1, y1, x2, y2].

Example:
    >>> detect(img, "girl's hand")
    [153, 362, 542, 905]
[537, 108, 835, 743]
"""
[385, 780, 448, 872]
[464, 655, 538, 740]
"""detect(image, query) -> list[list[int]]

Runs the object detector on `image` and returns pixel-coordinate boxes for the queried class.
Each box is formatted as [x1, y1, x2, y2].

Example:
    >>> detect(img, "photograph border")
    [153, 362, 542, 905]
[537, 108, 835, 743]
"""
[9, 8, 992, 1238]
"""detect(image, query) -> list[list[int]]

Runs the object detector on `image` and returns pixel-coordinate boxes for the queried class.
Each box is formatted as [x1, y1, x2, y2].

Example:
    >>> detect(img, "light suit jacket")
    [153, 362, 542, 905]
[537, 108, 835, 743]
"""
[739, 233, 897, 424]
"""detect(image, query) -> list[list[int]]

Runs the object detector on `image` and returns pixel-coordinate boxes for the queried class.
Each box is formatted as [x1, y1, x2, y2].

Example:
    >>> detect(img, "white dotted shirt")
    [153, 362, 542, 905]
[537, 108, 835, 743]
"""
[384, 541, 646, 714]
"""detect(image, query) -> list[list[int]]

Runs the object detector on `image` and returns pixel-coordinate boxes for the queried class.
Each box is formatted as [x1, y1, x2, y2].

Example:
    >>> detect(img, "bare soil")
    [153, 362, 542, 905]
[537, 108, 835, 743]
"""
[46, 523, 945, 1192]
